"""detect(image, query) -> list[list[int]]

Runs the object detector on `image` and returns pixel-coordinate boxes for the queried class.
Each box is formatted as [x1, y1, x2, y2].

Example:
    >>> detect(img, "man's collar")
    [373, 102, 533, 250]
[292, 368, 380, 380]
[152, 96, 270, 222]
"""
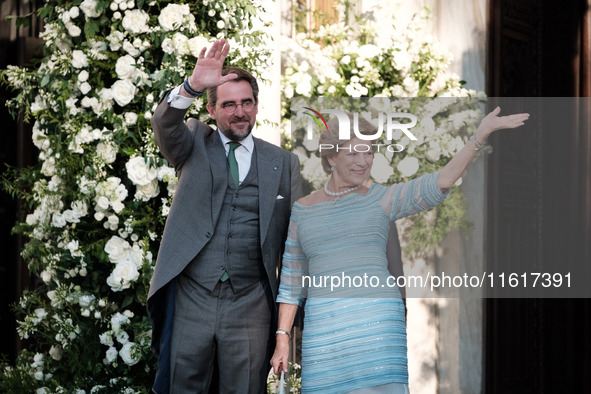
[217, 130, 254, 152]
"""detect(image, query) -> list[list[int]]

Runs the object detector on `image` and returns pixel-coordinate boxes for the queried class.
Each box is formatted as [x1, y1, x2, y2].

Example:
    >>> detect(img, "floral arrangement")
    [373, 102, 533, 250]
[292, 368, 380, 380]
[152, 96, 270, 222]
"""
[266, 362, 302, 394]
[280, 2, 486, 255]
[0, 0, 269, 392]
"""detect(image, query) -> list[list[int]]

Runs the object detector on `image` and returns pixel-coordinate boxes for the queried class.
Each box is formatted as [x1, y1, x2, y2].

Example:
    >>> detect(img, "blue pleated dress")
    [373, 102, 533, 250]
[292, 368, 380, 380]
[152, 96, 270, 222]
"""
[277, 172, 448, 393]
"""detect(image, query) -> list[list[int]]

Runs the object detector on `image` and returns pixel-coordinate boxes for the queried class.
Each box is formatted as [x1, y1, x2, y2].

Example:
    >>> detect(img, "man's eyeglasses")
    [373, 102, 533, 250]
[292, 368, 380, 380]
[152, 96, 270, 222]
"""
[219, 100, 256, 114]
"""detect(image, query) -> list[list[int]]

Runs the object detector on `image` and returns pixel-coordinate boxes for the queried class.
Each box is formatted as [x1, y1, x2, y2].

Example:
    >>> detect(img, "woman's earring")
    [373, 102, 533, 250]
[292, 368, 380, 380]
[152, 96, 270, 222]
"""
[330, 166, 335, 172]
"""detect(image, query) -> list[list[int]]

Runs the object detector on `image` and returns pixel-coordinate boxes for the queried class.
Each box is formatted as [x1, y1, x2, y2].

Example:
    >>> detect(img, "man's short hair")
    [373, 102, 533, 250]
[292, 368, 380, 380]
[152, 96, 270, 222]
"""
[206, 67, 259, 106]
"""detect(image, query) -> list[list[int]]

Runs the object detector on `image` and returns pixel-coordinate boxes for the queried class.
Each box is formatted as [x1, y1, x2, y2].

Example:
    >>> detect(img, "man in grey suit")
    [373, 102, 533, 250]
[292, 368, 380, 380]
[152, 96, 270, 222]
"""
[147, 39, 302, 393]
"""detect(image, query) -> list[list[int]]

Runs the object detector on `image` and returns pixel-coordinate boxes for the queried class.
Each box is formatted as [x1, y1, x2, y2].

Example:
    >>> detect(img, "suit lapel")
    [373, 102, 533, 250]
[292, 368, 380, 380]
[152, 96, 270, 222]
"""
[255, 139, 282, 245]
[205, 131, 228, 223]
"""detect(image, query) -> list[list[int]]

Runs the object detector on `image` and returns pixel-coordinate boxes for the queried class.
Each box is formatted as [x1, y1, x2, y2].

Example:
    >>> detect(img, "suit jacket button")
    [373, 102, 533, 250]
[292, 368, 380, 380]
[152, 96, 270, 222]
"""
[206, 232, 211, 238]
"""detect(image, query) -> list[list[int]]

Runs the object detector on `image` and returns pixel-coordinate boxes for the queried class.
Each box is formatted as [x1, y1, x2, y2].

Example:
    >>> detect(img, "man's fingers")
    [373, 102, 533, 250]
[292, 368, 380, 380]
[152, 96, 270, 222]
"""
[220, 41, 231, 59]
[220, 73, 238, 84]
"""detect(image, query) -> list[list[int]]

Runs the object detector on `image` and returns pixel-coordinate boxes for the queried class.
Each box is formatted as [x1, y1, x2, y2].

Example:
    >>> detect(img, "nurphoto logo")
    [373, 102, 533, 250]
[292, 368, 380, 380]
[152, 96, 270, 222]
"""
[301, 107, 418, 153]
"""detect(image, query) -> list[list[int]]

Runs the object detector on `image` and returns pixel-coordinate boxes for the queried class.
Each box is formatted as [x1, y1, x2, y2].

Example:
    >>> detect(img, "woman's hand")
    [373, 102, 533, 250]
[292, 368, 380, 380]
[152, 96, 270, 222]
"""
[437, 106, 530, 191]
[476, 106, 530, 142]
[270, 335, 290, 375]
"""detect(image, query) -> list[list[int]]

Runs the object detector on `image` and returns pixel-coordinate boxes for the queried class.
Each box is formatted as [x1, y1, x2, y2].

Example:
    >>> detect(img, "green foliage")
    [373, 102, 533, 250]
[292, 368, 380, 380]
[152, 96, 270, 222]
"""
[0, 0, 270, 392]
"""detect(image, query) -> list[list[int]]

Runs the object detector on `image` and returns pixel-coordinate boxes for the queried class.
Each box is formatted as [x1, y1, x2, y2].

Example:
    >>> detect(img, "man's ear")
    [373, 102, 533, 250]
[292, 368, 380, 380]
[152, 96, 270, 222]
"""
[206, 103, 216, 120]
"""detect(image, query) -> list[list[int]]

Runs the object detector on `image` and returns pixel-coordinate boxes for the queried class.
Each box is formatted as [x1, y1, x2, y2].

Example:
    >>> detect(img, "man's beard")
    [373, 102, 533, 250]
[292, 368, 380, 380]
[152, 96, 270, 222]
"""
[222, 115, 253, 141]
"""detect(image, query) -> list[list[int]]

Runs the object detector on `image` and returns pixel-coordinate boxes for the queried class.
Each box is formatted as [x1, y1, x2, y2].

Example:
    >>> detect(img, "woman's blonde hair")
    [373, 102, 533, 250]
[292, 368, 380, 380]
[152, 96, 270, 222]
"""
[319, 113, 377, 174]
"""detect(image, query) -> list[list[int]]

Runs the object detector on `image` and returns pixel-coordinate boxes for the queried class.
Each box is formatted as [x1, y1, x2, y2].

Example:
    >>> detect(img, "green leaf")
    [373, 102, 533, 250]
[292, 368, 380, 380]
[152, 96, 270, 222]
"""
[84, 20, 100, 36]
[40, 74, 50, 87]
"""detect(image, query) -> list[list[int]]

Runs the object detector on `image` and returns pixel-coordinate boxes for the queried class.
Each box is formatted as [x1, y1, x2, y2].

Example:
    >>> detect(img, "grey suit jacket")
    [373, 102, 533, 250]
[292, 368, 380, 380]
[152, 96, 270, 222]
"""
[147, 95, 301, 392]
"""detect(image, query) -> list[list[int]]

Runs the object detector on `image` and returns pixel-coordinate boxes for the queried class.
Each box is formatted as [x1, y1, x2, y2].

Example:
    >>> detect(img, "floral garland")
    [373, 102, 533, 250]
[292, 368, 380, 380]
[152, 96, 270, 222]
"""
[280, 3, 486, 255]
[1, 0, 269, 392]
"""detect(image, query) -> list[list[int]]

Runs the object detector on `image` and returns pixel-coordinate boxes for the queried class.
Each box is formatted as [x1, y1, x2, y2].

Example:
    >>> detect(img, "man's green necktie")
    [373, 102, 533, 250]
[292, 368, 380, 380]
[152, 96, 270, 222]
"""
[221, 141, 241, 283]
[227, 141, 240, 187]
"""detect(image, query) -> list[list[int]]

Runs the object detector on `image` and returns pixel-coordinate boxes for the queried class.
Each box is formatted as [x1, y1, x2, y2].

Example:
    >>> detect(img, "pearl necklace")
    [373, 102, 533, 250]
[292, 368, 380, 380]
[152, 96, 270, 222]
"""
[323, 176, 361, 198]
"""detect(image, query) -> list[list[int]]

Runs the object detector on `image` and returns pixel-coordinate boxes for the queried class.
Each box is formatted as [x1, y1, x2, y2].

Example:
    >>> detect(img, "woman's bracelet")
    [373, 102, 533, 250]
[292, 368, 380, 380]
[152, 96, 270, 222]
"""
[469, 135, 484, 151]
[276, 329, 291, 339]
[183, 78, 204, 97]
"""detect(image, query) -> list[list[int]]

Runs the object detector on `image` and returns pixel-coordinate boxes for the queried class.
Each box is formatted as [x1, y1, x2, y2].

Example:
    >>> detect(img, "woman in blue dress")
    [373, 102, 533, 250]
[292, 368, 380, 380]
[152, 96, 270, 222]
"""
[270, 109, 529, 393]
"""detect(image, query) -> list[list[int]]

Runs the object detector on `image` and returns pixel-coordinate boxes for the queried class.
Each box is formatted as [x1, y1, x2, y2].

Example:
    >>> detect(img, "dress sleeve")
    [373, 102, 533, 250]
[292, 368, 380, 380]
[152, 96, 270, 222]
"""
[276, 218, 308, 306]
[380, 171, 450, 221]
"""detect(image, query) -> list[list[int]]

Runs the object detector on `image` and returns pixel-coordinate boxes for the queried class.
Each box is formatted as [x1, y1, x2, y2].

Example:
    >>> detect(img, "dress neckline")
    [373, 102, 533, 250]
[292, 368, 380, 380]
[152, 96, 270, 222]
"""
[294, 183, 379, 209]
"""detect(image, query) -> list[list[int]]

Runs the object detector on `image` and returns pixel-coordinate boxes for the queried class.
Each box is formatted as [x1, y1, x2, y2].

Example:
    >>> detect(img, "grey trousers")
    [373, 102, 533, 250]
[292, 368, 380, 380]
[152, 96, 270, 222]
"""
[170, 274, 273, 393]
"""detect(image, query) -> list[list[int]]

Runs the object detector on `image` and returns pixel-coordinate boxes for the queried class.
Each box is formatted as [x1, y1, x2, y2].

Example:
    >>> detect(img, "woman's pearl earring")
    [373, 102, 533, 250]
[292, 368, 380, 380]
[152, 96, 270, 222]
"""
[330, 166, 335, 172]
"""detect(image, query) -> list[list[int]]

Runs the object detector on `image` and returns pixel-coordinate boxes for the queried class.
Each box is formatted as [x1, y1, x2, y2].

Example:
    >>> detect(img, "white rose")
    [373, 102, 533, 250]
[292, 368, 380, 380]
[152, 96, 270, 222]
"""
[97, 142, 117, 164]
[119, 342, 140, 366]
[135, 179, 160, 201]
[69, 7, 80, 18]
[97, 87, 113, 101]
[67, 23, 81, 38]
[79, 82, 91, 95]
[80, 0, 101, 18]
[157, 165, 176, 182]
[111, 79, 136, 107]
[107, 215, 119, 226]
[112, 200, 125, 213]
[123, 40, 141, 57]
[78, 294, 95, 307]
[78, 70, 89, 82]
[128, 246, 144, 269]
[121, 9, 150, 34]
[99, 332, 114, 346]
[161, 38, 174, 54]
[115, 55, 137, 80]
[426, 147, 441, 162]
[104, 346, 118, 363]
[96, 196, 110, 210]
[104, 236, 131, 263]
[116, 330, 129, 344]
[124, 112, 138, 125]
[370, 153, 395, 183]
[106, 260, 139, 291]
[172, 33, 189, 55]
[397, 156, 419, 178]
[187, 36, 209, 57]
[158, 4, 187, 31]
[126, 156, 158, 186]
[71, 50, 88, 69]
[63, 209, 80, 223]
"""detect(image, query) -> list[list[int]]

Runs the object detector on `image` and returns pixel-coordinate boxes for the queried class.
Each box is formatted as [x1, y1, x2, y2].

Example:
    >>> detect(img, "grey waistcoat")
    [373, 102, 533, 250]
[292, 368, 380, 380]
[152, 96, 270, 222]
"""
[182, 149, 264, 292]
